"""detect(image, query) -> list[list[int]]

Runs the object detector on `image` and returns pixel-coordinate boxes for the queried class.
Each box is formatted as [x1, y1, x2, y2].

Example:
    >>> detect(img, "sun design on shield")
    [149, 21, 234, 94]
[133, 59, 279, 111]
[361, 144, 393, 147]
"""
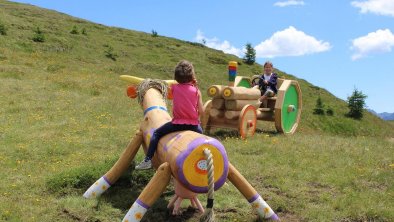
[135, 212, 143, 220]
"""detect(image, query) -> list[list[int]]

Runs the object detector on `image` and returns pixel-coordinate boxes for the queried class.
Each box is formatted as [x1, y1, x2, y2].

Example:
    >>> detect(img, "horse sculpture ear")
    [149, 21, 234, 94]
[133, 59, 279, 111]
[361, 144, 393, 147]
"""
[164, 79, 177, 86]
[120, 75, 144, 84]
[167, 85, 173, 100]
[120, 75, 177, 86]
[127, 85, 138, 99]
[165, 80, 177, 100]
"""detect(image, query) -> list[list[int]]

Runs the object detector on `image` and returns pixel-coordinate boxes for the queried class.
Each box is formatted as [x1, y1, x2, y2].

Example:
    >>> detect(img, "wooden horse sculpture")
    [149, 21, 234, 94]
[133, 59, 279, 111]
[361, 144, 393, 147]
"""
[83, 75, 279, 222]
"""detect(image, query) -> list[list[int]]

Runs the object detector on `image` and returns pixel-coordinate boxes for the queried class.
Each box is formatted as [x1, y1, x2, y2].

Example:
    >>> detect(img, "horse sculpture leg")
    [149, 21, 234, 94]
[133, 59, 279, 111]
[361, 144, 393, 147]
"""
[122, 162, 171, 222]
[83, 130, 143, 198]
[227, 163, 280, 221]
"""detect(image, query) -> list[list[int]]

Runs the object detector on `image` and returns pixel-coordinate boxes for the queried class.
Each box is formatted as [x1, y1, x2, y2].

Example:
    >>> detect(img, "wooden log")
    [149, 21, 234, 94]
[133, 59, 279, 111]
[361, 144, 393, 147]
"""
[225, 110, 240, 120]
[207, 117, 239, 129]
[122, 163, 172, 221]
[225, 99, 260, 111]
[207, 85, 225, 98]
[201, 100, 212, 130]
[138, 162, 171, 206]
[227, 163, 257, 201]
[267, 97, 277, 109]
[222, 86, 261, 100]
[227, 163, 277, 219]
[277, 78, 284, 88]
[155, 131, 229, 194]
[212, 98, 225, 109]
[209, 108, 225, 118]
[105, 130, 143, 183]
[256, 108, 275, 121]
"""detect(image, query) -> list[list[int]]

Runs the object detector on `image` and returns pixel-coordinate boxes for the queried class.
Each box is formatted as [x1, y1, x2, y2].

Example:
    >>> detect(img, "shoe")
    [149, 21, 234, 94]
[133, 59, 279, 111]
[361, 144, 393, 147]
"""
[135, 159, 152, 170]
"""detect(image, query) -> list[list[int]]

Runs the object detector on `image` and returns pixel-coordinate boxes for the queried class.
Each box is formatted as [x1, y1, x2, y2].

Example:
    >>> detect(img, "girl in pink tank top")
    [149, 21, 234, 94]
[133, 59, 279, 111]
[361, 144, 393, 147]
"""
[136, 60, 204, 170]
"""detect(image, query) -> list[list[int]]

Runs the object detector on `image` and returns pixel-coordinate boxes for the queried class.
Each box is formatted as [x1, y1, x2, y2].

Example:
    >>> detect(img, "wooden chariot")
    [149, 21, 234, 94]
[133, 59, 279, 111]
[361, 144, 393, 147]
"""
[202, 75, 302, 139]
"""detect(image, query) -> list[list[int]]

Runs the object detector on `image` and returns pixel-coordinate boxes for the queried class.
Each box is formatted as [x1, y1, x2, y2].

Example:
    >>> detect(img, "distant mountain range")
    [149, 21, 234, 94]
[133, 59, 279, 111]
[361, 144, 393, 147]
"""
[368, 110, 394, 120]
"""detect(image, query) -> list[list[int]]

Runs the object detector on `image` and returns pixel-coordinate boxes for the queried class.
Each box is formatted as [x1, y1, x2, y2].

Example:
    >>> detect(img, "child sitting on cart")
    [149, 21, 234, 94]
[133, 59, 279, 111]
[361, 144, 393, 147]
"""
[253, 61, 278, 107]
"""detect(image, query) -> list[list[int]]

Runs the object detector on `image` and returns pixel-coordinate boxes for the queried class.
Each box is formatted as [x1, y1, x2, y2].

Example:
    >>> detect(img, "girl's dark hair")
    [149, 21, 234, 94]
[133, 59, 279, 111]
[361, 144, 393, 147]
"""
[174, 60, 195, 83]
[264, 61, 273, 68]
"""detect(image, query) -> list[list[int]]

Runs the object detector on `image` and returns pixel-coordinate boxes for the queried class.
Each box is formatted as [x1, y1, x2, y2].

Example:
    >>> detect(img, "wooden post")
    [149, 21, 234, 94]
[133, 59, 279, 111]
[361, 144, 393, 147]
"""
[227, 163, 278, 220]
[222, 87, 261, 100]
[228, 61, 237, 87]
[209, 108, 225, 118]
[207, 85, 225, 98]
[256, 109, 275, 121]
[212, 98, 225, 109]
[122, 162, 172, 222]
[225, 99, 260, 111]
[105, 130, 143, 183]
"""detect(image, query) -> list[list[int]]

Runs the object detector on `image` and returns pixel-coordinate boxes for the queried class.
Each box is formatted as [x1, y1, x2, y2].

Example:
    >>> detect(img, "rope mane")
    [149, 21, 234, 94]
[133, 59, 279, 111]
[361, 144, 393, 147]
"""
[137, 79, 168, 105]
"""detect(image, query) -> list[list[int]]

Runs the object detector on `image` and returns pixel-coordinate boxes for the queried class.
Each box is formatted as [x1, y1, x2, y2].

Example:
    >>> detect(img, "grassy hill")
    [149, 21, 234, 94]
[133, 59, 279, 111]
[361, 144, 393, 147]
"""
[1, 1, 393, 222]
[1, 1, 393, 137]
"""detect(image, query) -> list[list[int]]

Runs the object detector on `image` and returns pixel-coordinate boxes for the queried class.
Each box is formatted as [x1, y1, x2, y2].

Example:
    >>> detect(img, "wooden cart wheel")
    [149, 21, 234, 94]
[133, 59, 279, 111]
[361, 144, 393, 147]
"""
[239, 105, 257, 139]
[274, 80, 302, 134]
[201, 100, 212, 133]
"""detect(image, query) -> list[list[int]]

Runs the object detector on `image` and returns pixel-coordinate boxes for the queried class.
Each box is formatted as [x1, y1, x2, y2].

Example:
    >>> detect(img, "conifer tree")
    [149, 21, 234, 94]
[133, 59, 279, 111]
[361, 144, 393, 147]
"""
[243, 43, 256, 65]
[346, 88, 367, 120]
[313, 97, 325, 115]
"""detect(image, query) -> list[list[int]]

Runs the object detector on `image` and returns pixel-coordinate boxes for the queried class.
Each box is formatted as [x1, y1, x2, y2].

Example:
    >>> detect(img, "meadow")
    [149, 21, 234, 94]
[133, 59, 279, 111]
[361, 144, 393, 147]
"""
[1, 1, 393, 221]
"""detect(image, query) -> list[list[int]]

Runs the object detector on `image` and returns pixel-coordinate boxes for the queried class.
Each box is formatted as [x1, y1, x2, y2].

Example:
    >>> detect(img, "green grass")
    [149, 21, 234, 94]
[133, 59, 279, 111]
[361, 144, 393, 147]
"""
[1, 1, 394, 221]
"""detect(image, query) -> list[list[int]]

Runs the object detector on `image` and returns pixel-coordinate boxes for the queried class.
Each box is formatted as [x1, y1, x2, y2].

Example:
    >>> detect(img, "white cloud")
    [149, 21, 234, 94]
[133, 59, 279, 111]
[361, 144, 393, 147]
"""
[351, 29, 394, 60]
[351, 0, 394, 17]
[274, 0, 305, 7]
[195, 30, 243, 57]
[254, 26, 331, 58]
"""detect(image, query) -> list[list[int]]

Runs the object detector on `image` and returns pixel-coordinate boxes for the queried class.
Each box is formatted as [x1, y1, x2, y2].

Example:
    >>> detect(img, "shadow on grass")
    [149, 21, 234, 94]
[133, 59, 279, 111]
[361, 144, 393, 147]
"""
[102, 169, 200, 221]
[47, 162, 199, 221]
[206, 128, 279, 140]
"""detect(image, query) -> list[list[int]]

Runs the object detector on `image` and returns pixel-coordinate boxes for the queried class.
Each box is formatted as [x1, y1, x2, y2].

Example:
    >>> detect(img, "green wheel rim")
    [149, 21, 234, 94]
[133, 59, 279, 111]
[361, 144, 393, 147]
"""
[281, 85, 299, 133]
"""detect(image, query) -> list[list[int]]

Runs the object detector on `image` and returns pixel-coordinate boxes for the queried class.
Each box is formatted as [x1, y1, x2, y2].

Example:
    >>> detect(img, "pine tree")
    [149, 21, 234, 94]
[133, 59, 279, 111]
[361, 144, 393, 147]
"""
[346, 88, 367, 120]
[243, 43, 256, 65]
[313, 97, 325, 115]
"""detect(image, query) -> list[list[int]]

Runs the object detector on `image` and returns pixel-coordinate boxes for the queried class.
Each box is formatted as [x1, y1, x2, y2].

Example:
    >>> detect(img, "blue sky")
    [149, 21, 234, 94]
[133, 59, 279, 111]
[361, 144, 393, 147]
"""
[11, 0, 394, 113]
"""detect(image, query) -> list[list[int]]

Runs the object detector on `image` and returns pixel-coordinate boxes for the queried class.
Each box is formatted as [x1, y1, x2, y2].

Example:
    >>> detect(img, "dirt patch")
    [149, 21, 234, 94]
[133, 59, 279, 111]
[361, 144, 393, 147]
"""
[276, 212, 304, 222]
[388, 137, 394, 143]
[61, 209, 82, 221]
[307, 182, 336, 195]
[339, 216, 389, 222]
